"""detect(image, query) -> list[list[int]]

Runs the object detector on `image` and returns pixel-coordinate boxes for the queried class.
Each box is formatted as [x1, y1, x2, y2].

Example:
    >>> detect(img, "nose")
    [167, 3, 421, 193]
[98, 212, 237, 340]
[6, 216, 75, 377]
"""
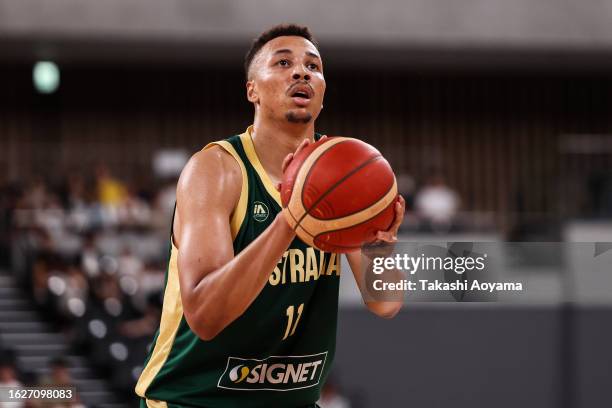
[292, 71, 310, 81]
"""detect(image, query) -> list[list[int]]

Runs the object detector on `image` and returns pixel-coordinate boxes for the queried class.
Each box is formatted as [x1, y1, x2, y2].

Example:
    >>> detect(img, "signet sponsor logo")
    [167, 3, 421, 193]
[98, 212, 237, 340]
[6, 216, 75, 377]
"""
[253, 201, 269, 222]
[218, 352, 327, 391]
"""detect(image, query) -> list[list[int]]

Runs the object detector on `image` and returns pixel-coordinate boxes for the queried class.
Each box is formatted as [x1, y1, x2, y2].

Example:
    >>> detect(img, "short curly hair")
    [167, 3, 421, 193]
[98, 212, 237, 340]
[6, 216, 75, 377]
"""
[244, 24, 319, 79]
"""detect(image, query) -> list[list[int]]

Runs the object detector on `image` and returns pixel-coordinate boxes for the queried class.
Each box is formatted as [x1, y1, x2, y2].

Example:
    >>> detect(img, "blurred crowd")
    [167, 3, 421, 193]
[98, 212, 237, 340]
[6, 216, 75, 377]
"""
[0, 165, 176, 398]
[0, 352, 86, 408]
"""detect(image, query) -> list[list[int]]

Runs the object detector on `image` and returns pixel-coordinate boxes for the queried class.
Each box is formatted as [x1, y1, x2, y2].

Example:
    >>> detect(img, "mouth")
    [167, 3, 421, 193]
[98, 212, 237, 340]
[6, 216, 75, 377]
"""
[291, 90, 311, 99]
[288, 84, 314, 107]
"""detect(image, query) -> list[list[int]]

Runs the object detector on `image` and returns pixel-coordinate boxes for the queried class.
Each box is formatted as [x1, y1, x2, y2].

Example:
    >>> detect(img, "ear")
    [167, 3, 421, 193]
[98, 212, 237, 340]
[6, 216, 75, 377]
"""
[246, 80, 259, 104]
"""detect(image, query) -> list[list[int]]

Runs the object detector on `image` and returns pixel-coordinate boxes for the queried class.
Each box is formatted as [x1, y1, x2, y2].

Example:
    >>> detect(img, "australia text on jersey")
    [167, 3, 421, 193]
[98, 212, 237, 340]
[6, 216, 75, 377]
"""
[269, 248, 340, 286]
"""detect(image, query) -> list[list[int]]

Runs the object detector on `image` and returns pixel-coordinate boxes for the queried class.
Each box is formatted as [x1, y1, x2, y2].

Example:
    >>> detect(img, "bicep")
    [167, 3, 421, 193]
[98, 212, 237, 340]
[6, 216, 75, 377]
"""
[175, 147, 241, 293]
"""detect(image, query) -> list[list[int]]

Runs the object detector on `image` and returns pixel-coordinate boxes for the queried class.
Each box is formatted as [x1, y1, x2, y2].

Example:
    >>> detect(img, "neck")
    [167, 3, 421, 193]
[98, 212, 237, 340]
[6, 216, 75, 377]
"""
[250, 115, 316, 185]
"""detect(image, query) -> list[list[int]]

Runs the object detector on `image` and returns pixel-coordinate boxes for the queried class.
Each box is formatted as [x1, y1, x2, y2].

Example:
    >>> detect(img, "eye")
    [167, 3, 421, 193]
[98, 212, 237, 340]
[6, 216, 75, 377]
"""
[308, 63, 319, 71]
[277, 59, 290, 67]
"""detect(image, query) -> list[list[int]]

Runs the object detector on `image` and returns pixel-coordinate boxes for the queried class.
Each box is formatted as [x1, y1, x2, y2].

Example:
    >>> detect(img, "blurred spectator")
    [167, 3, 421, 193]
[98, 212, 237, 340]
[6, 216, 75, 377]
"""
[155, 179, 177, 222]
[62, 174, 87, 211]
[91, 272, 124, 317]
[46, 358, 71, 387]
[37, 358, 84, 408]
[415, 170, 460, 231]
[23, 177, 48, 211]
[117, 247, 144, 279]
[63, 266, 89, 315]
[117, 186, 151, 226]
[95, 165, 127, 208]
[118, 292, 162, 339]
[80, 234, 100, 279]
[0, 353, 24, 408]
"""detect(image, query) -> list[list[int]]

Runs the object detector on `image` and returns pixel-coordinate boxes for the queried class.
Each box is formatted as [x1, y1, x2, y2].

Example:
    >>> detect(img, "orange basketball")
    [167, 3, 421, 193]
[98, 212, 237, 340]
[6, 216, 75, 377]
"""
[281, 137, 398, 253]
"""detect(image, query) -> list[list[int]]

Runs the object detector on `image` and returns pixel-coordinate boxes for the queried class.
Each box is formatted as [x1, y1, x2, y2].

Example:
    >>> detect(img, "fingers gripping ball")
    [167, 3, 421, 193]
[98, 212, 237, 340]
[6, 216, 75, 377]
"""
[281, 137, 398, 253]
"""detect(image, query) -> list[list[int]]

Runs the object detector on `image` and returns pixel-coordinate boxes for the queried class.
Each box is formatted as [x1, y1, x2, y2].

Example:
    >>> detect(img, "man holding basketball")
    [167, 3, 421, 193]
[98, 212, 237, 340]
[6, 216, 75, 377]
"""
[136, 24, 405, 408]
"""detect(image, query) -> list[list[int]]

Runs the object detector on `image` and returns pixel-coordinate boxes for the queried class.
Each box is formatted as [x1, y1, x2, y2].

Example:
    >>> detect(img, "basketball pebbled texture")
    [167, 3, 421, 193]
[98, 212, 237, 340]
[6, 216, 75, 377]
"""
[281, 137, 398, 253]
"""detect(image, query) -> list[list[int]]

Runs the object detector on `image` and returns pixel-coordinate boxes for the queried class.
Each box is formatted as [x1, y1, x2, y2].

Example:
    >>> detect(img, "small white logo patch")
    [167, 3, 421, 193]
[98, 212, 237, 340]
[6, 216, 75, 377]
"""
[253, 201, 269, 222]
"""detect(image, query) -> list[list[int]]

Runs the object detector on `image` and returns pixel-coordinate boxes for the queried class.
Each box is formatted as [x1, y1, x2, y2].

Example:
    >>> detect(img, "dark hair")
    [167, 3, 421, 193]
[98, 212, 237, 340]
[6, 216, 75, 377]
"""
[244, 24, 318, 79]
[50, 357, 69, 369]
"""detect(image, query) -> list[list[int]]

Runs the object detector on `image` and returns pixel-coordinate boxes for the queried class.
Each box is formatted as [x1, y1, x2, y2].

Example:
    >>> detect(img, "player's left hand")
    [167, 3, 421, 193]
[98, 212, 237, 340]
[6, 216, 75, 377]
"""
[374, 195, 405, 243]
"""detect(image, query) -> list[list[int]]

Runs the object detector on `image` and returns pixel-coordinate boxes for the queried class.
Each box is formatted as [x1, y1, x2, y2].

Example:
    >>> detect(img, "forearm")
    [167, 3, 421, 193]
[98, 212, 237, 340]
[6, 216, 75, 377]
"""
[347, 249, 403, 318]
[186, 213, 294, 339]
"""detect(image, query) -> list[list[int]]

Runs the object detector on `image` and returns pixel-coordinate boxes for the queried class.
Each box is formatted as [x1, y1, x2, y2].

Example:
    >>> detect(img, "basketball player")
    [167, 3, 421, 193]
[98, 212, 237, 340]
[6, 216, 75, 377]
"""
[136, 24, 405, 408]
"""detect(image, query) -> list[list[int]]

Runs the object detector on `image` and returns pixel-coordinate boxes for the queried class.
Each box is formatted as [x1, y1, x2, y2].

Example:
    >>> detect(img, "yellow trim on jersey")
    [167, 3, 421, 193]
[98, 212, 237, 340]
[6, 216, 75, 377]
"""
[135, 242, 182, 400]
[240, 126, 282, 206]
[144, 399, 168, 408]
[135, 138, 249, 399]
[204, 140, 250, 239]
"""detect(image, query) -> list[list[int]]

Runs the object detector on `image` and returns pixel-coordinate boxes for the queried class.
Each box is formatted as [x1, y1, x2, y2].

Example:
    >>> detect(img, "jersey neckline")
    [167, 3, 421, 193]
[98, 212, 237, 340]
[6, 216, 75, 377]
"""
[239, 126, 283, 207]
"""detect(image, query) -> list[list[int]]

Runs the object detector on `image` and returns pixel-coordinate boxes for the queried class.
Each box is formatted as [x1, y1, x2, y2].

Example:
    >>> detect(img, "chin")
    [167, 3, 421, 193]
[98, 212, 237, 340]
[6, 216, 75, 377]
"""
[285, 110, 313, 124]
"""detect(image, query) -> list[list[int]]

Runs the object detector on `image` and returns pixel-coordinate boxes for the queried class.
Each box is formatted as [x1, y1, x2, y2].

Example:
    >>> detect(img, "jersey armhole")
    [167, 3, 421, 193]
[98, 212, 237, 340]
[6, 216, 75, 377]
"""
[203, 141, 249, 240]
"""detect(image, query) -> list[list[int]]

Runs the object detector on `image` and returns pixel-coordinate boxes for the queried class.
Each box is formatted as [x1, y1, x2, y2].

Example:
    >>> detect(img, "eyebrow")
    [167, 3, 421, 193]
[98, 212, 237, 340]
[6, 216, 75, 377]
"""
[273, 49, 321, 59]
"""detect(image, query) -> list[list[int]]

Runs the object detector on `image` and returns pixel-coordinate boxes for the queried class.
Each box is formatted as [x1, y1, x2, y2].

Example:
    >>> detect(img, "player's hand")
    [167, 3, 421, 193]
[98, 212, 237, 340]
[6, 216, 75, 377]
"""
[374, 195, 405, 243]
[275, 135, 327, 192]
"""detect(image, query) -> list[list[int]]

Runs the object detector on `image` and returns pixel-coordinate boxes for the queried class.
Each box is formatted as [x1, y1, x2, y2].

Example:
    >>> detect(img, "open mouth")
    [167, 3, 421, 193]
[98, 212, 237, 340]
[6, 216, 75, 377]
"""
[288, 83, 314, 101]
[289, 85, 313, 107]
[292, 90, 310, 99]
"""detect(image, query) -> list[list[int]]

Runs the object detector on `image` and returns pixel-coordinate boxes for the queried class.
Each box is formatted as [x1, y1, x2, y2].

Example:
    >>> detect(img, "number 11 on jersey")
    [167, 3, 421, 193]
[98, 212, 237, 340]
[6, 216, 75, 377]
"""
[283, 303, 304, 340]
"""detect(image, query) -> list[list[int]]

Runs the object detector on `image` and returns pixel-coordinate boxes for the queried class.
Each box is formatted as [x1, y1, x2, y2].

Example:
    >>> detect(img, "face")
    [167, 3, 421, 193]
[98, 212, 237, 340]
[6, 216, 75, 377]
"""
[247, 36, 326, 124]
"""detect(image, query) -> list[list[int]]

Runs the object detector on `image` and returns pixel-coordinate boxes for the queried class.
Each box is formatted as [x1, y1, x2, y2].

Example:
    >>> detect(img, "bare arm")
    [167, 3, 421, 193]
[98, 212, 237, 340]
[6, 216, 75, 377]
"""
[346, 196, 406, 318]
[346, 251, 403, 318]
[174, 146, 296, 340]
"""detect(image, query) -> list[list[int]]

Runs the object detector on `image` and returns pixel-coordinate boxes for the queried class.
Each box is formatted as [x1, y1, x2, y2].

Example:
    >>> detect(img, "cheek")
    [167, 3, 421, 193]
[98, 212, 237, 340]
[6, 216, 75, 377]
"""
[259, 78, 287, 102]
[314, 77, 326, 96]
[314, 83, 326, 104]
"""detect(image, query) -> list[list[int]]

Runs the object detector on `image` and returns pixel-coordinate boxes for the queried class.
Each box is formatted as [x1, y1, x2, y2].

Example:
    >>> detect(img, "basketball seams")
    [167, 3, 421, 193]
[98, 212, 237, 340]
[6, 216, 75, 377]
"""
[299, 177, 397, 244]
[298, 154, 384, 226]
[298, 139, 355, 209]
[287, 138, 349, 230]
[289, 138, 349, 209]
[283, 138, 338, 207]
[312, 199, 396, 251]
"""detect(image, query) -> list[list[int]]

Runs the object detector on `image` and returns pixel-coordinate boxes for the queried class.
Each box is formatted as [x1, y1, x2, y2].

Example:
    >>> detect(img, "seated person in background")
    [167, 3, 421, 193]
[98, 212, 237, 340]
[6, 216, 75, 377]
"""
[0, 352, 24, 408]
[415, 170, 460, 231]
[36, 357, 84, 408]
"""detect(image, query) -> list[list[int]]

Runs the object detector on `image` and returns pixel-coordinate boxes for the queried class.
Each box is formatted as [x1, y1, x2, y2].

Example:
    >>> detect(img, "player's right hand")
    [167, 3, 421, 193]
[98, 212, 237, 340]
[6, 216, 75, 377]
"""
[275, 135, 327, 192]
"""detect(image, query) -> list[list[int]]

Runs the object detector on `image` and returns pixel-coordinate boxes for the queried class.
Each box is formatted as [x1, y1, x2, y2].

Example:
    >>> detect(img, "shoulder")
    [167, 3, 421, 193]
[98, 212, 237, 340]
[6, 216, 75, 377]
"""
[177, 143, 242, 207]
[183, 144, 241, 182]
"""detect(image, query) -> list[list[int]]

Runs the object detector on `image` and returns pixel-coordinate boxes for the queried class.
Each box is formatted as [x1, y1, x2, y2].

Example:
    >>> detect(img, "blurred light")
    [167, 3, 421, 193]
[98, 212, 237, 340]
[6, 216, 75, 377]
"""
[67, 298, 86, 317]
[82, 254, 100, 278]
[100, 255, 119, 275]
[104, 297, 123, 317]
[119, 276, 138, 296]
[110, 342, 128, 361]
[132, 365, 143, 380]
[33, 61, 60, 94]
[88, 319, 107, 339]
[48, 276, 66, 296]
[153, 149, 189, 178]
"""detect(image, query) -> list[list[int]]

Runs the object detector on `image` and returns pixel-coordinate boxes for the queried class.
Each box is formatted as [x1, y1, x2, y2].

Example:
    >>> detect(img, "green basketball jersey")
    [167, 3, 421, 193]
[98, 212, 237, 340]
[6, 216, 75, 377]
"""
[136, 126, 341, 408]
